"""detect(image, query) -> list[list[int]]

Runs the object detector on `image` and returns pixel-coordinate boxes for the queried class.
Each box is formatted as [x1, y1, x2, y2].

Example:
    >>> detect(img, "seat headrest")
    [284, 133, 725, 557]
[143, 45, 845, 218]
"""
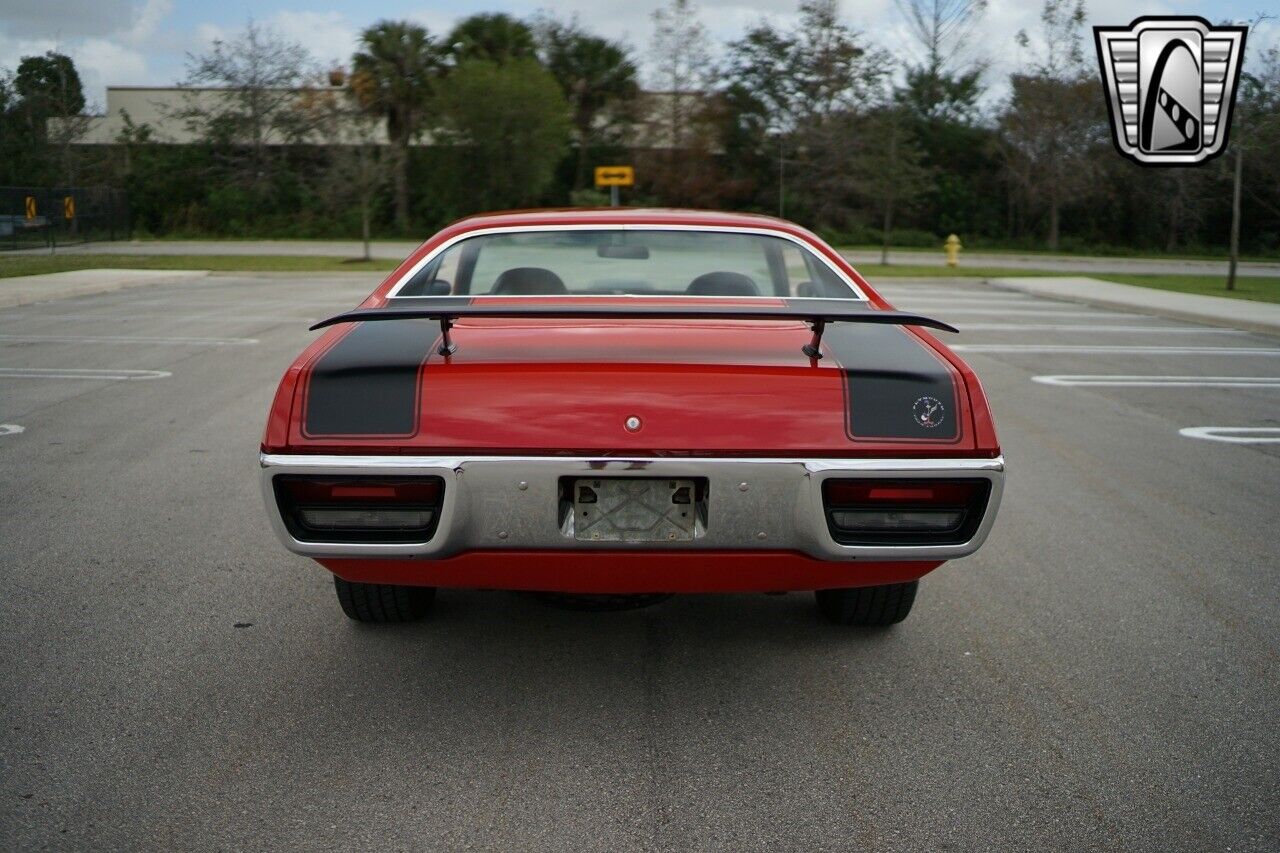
[686, 272, 760, 297]
[491, 267, 568, 295]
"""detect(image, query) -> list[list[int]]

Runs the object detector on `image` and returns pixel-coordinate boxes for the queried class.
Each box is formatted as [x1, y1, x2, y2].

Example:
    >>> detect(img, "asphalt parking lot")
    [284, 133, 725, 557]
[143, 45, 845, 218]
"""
[1, 273, 1277, 851]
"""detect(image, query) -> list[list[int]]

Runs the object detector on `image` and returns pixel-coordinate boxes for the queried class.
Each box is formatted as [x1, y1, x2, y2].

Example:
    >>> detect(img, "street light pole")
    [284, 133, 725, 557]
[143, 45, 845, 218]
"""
[1227, 144, 1242, 291]
[778, 136, 785, 219]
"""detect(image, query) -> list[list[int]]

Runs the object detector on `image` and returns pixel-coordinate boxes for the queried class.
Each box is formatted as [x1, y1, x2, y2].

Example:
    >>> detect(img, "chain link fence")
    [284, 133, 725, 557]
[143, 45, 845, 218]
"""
[0, 186, 130, 251]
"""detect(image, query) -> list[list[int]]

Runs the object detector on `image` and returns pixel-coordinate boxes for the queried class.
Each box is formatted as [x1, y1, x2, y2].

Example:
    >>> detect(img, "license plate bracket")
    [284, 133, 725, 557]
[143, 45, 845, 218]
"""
[571, 478, 700, 542]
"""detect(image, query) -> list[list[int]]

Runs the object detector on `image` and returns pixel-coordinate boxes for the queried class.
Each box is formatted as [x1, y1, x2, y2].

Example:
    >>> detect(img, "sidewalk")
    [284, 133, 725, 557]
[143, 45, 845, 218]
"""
[0, 269, 210, 309]
[987, 276, 1280, 336]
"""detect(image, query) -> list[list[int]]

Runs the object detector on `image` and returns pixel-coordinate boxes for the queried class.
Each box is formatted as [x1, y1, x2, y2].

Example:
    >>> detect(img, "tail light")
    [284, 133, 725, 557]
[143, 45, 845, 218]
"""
[273, 476, 444, 543]
[822, 479, 990, 546]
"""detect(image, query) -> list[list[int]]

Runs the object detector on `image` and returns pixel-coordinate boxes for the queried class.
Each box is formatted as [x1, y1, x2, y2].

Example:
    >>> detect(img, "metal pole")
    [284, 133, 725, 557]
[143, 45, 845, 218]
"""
[1227, 145, 1242, 291]
[779, 136, 785, 219]
[610, 185, 619, 207]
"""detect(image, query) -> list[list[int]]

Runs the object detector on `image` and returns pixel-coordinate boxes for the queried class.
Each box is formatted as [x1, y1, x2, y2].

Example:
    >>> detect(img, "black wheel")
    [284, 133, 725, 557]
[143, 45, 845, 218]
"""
[526, 592, 673, 612]
[815, 581, 918, 627]
[333, 576, 435, 623]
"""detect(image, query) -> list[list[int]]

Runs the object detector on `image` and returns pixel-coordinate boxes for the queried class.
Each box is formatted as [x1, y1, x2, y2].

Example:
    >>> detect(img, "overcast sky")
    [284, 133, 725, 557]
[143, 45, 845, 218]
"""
[1, 0, 1274, 109]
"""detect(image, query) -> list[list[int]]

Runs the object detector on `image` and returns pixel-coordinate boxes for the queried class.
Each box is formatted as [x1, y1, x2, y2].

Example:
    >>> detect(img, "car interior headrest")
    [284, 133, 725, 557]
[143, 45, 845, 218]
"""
[685, 272, 760, 297]
[491, 267, 568, 295]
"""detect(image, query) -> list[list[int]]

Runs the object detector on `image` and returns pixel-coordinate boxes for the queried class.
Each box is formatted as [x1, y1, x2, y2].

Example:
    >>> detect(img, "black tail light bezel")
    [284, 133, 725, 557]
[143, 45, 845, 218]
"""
[821, 478, 992, 546]
[273, 475, 445, 543]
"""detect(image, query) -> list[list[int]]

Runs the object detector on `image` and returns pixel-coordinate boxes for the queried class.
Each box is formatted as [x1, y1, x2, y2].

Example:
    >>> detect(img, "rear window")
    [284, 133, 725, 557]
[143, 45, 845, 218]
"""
[395, 229, 860, 299]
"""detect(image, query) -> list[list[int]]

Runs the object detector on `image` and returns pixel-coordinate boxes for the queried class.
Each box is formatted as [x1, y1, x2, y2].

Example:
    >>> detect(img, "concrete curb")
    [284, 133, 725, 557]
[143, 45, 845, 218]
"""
[986, 276, 1280, 337]
[0, 269, 211, 309]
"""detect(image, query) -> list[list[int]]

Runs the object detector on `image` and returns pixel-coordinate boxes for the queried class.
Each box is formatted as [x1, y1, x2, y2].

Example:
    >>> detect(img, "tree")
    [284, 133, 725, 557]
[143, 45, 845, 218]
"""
[180, 22, 316, 189]
[894, 0, 988, 123]
[6, 52, 89, 185]
[447, 14, 537, 65]
[856, 105, 932, 263]
[725, 0, 889, 225]
[352, 21, 444, 232]
[535, 16, 640, 188]
[1225, 42, 1280, 290]
[643, 0, 725, 206]
[300, 86, 387, 260]
[997, 0, 1103, 250]
[650, 0, 715, 151]
[14, 52, 85, 118]
[789, 1, 884, 124]
[433, 58, 571, 212]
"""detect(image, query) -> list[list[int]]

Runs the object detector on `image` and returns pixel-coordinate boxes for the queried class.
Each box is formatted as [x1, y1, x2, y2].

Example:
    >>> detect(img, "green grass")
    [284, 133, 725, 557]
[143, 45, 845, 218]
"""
[0, 254, 399, 278]
[856, 264, 1064, 278]
[1093, 274, 1280, 304]
[837, 244, 1279, 263]
[861, 266, 1280, 303]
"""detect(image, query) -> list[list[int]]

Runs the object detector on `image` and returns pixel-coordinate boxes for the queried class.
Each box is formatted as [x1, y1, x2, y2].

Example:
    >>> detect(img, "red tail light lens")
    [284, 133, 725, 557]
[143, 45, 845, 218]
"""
[822, 478, 989, 546]
[274, 476, 444, 543]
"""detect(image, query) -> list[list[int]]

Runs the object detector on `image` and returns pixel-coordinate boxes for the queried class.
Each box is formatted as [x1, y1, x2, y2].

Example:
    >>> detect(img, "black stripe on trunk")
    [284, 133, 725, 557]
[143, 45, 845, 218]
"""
[303, 320, 436, 437]
[822, 323, 960, 442]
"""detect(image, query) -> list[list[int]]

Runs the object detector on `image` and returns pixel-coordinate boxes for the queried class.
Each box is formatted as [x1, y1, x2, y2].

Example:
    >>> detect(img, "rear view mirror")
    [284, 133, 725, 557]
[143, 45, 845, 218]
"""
[597, 245, 650, 260]
[426, 280, 452, 296]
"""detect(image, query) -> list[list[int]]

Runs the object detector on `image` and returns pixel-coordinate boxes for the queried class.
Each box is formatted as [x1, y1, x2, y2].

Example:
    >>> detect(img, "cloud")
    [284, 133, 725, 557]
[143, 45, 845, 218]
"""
[76, 38, 148, 101]
[268, 11, 358, 66]
[0, 0, 174, 104]
[1, 0, 140, 39]
[124, 0, 173, 45]
[193, 12, 358, 69]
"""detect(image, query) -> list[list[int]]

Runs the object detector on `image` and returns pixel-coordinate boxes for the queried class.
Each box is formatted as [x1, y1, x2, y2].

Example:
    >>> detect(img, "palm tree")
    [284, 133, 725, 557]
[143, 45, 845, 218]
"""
[538, 21, 639, 188]
[447, 14, 537, 65]
[351, 21, 443, 232]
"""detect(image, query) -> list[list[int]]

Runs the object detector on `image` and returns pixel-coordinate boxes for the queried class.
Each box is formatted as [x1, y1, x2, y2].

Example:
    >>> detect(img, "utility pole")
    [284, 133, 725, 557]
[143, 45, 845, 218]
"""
[778, 136, 786, 219]
[1227, 144, 1242, 291]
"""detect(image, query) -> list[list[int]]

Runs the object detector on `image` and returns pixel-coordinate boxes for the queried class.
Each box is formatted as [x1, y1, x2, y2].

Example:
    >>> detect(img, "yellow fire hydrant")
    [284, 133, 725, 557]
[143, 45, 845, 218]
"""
[944, 234, 962, 267]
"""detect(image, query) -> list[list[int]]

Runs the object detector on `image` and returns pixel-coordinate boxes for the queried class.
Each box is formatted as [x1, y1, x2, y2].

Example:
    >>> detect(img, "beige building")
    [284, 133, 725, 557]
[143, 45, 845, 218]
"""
[54, 86, 398, 146]
[54, 85, 708, 151]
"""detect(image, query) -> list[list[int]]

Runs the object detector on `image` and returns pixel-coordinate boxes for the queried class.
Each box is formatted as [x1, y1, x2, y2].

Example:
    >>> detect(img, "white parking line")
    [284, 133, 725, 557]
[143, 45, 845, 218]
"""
[0, 313, 318, 323]
[955, 345, 1280, 356]
[1178, 427, 1280, 444]
[957, 324, 1246, 334]
[878, 287, 1021, 295]
[0, 424, 23, 436]
[0, 368, 171, 380]
[1032, 375, 1280, 387]
[0, 334, 258, 346]
[892, 298, 1051, 307]
[921, 309, 1147, 317]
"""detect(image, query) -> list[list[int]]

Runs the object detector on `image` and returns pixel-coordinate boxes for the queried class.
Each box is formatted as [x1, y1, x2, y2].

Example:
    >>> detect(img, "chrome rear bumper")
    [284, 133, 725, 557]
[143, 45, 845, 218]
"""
[260, 453, 1005, 561]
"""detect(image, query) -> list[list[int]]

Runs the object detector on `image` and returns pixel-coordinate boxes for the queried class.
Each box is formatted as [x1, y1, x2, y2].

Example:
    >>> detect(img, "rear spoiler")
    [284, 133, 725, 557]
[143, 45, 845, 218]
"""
[309, 301, 958, 359]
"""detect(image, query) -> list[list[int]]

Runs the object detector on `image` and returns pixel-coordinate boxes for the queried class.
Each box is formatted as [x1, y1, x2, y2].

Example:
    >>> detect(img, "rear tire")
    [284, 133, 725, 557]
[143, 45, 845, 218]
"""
[815, 581, 918, 627]
[333, 576, 435, 623]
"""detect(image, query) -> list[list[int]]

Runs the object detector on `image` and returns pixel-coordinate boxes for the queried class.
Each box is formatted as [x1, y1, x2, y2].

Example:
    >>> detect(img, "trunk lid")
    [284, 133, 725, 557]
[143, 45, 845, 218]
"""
[289, 316, 975, 455]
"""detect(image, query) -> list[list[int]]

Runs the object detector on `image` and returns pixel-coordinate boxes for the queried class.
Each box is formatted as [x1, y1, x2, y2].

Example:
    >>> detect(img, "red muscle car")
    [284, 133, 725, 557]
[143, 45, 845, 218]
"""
[261, 209, 1004, 626]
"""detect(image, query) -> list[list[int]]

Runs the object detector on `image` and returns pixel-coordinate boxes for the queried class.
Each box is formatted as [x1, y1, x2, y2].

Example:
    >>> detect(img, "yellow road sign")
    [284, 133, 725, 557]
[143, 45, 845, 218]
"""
[24, 197, 36, 220]
[63, 196, 76, 220]
[594, 165, 634, 187]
